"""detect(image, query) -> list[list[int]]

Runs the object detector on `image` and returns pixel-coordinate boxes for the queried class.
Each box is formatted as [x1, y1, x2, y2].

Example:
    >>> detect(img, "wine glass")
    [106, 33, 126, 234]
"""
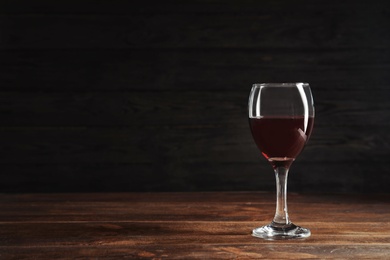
[248, 82, 314, 240]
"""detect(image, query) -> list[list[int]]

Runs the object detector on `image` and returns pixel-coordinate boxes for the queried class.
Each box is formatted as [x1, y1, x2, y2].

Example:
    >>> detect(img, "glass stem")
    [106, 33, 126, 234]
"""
[272, 166, 291, 227]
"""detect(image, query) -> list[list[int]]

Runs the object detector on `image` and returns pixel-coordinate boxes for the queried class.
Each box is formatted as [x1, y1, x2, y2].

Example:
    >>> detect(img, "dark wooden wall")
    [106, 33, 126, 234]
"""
[1, 0, 390, 193]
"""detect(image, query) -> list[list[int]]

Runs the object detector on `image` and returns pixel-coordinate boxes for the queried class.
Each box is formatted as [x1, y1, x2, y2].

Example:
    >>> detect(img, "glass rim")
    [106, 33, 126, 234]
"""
[252, 82, 310, 87]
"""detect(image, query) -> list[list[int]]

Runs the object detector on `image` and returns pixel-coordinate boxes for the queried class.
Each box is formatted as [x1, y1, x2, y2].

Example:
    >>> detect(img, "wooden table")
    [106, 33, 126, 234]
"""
[1, 192, 390, 259]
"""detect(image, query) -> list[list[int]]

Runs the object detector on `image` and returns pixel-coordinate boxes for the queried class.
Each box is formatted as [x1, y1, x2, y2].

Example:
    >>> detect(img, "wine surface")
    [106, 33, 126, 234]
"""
[249, 116, 314, 162]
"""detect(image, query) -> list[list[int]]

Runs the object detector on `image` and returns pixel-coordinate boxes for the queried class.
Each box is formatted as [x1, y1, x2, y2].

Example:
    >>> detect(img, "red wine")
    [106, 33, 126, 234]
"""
[249, 116, 314, 163]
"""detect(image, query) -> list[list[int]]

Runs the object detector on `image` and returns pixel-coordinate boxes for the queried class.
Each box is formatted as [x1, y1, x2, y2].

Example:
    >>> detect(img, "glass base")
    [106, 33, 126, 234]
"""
[252, 222, 310, 240]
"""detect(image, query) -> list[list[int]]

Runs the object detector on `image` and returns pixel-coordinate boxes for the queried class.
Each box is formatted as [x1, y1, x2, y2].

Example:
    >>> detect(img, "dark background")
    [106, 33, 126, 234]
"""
[0, 0, 389, 193]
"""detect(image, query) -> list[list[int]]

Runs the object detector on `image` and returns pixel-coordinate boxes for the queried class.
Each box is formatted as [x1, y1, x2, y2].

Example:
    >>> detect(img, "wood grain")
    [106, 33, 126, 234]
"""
[0, 0, 389, 14]
[1, 90, 390, 126]
[1, 50, 389, 91]
[1, 192, 390, 259]
[0, 0, 390, 193]
[1, 11, 389, 49]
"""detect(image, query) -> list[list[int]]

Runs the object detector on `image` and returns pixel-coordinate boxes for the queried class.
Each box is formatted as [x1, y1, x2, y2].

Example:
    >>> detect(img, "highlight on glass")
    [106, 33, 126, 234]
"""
[248, 83, 314, 240]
